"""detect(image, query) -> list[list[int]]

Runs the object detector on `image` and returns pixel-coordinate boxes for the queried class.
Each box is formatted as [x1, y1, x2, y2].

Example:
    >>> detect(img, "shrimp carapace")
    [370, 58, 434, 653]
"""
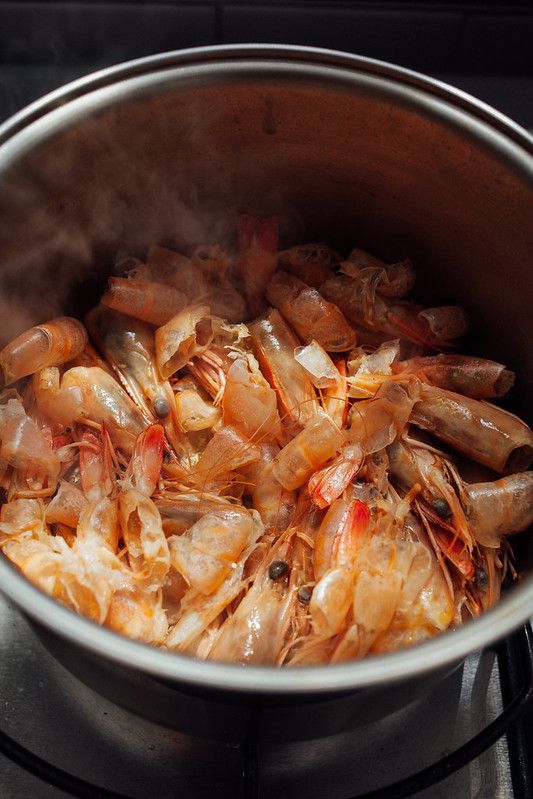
[0, 217, 530, 666]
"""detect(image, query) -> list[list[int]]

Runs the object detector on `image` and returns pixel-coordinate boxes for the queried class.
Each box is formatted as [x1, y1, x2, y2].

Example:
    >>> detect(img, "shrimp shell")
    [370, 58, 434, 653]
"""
[393, 354, 515, 399]
[310, 566, 353, 637]
[106, 586, 168, 644]
[119, 489, 170, 588]
[310, 498, 370, 637]
[102, 277, 187, 327]
[244, 443, 297, 533]
[0, 317, 87, 386]
[188, 425, 261, 486]
[32, 368, 84, 428]
[79, 427, 115, 502]
[238, 214, 279, 318]
[308, 444, 363, 509]
[348, 379, 418, 455]
[61, 366, 146, 455]
[86, 305, 187, 461]
[343, 250, 416, 299]
[222, 358, 281, 443]
[388, 439, 474, 551]
[0, 398, 60, 484]
[278, 243, 338, 288]
[0, 497, 45, 543]
[267, 271, 357, 352]
[165, 548, 253, 651]
[313, 497, 370, 580]
[175, 388, 221, 432]
[207, 531, 295, 665]
[155, 305, 213, 379]
[411, 384, 533, 473]
[168, 509, 258, 596]
[293, 340, 340, 389]
[45, 481, 88, 528]
[155, 495, 249, 535]
[146, 244, 208, 302]
[209, 578, 286, 664]
[249, 309, 319, 429]
[464, 472, 533, 547]
[124, 424, 165, 497]
[272, 413, 345, 491]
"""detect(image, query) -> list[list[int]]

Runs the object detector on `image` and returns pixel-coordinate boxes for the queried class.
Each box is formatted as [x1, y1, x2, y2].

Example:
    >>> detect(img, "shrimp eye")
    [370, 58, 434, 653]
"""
[269, 560, 289, 581]
[154, 397, 170, 419]
[432, 497, 452, 519]
[297, 585, 313, 604]
[475, 568, 488, 589]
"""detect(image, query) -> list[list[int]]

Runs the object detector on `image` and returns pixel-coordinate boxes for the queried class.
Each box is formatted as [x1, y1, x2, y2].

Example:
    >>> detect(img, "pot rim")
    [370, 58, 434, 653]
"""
[1, 551, 532, 695]
[0, 43, 531, 152]
[0, 44, 532, 696]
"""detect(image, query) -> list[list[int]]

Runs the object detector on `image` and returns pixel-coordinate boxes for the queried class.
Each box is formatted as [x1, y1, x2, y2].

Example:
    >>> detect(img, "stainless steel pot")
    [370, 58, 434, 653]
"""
[0, 45, 531, 742]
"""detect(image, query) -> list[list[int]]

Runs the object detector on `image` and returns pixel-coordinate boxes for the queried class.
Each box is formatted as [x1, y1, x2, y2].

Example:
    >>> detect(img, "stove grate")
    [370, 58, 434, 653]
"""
[0, 624, 531, 799]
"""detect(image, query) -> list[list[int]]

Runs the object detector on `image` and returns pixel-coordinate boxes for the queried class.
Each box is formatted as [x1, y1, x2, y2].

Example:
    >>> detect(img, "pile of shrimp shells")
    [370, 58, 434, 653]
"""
[1, 215, 532, 666]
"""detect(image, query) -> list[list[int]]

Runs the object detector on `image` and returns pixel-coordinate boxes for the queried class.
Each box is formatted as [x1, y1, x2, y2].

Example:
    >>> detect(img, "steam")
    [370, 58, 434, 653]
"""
[0, 86, 305, 345]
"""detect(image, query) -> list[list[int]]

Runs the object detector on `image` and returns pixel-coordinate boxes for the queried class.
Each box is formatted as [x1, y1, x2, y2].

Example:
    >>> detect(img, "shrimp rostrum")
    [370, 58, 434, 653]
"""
[0, 214, 532, 666]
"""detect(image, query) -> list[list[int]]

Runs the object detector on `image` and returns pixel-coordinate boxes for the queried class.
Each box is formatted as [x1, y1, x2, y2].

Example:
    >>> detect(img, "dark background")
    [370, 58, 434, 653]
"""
[1, 0, 532, 128]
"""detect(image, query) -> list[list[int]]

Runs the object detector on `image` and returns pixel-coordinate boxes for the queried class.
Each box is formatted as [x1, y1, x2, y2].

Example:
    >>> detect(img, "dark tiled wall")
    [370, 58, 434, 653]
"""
[0, 2, 532, 125]
[0, 3, 216, 65]
[221, 5, 533, 74]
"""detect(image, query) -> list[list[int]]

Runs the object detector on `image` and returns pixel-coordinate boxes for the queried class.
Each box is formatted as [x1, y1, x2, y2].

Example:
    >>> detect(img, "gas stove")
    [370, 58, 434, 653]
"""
[1, 592, 531, 798]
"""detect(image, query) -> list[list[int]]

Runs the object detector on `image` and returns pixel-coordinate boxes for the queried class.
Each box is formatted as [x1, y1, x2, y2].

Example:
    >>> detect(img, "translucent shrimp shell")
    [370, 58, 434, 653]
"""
[0, 317, 87, 386]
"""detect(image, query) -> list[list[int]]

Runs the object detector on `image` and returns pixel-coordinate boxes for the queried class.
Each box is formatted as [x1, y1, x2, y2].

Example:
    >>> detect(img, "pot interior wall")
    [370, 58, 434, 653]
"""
[0, 61, 531, 579]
